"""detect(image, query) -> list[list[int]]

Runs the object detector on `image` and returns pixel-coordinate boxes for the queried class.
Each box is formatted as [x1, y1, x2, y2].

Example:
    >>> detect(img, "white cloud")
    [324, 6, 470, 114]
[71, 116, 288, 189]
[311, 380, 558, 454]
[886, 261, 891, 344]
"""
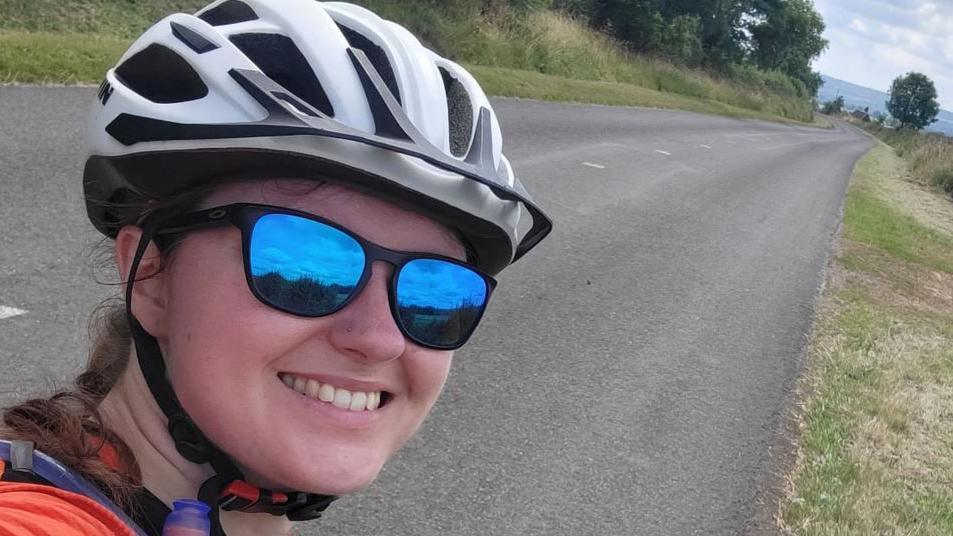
[813, 0, 953, 109]
[848, 18, 868, 33]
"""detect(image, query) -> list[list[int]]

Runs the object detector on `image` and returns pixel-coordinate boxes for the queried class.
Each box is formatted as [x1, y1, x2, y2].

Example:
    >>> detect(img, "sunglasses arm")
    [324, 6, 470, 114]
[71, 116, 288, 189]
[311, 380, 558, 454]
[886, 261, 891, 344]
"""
[151, 205, 239, 237]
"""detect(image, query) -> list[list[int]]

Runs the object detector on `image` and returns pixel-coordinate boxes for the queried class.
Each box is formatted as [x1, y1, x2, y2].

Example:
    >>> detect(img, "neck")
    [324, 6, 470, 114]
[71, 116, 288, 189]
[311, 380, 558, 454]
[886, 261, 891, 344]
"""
[100, 355, 294, 536]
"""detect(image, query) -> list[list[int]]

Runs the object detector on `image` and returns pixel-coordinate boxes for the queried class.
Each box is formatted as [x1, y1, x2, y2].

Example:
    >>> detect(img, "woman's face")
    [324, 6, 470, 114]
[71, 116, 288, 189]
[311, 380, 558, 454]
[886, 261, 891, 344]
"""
[150, 180, 464, 495]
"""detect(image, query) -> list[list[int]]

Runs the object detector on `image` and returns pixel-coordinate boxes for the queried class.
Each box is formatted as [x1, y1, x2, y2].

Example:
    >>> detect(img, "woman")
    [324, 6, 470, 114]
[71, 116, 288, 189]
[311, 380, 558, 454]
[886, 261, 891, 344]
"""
[0, 1, 551, 535]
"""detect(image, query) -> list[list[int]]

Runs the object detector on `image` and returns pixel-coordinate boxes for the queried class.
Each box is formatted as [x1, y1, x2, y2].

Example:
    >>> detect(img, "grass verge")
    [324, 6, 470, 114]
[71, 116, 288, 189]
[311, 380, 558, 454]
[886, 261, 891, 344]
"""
[0, 1, 817, 125]
[780, 142, 953, 535]
[469, 65, 826, 125]
[0, 30, 126, 84]
[848, 118, 953, 195]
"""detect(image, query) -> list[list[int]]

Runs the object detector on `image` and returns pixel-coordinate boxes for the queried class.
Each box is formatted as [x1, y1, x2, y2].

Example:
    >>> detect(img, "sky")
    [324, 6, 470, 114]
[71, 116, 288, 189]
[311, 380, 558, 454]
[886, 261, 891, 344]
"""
[812, 0, 953, 110]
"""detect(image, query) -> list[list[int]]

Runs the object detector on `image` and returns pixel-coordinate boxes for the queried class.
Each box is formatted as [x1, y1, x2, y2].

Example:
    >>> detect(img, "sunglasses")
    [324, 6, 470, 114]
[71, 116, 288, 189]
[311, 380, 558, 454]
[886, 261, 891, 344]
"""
[148, 203, 497, 350]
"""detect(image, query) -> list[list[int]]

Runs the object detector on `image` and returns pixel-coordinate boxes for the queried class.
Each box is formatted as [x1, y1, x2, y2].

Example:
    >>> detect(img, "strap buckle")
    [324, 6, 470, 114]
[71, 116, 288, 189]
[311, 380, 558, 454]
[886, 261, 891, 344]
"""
[218, 479, 336, 520]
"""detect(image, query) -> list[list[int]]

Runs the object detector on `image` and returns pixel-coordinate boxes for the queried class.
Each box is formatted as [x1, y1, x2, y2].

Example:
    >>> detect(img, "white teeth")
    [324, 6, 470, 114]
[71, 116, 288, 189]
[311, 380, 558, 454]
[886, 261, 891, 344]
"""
[333, 388, 351, 409]
[279, 373, 383, 412]
[318, 383, 335, 402]
[293, 376, 307, 394]
[305, 379, 320, 399]
[349, 392, 367, 411]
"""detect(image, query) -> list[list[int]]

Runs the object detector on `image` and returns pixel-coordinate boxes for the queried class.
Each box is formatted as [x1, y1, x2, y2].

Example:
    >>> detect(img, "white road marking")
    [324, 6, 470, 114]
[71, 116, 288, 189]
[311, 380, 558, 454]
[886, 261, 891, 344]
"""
[582, 161, 605, 169]
[0, 306, 27, 320]
[655, 150, 671, 156]
[700, 144, 712, 149]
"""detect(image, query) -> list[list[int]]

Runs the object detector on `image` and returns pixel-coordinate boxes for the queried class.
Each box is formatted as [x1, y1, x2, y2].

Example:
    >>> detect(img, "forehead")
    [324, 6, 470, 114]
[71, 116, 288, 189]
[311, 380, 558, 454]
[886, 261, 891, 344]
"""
[202, 179, 466, 260]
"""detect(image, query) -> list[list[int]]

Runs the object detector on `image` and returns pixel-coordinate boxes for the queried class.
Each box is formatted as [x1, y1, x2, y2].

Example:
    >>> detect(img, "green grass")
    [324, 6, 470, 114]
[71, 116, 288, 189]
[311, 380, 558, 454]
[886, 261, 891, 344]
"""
[781, 144, 953, 535]
[0, 0, 818, 125]
[841, 142, 953, 273]
[469, 65, 818, 124]
[0, 30, 126, 84]
[0, 0, 205, 37]
[844, 189, 953, 274]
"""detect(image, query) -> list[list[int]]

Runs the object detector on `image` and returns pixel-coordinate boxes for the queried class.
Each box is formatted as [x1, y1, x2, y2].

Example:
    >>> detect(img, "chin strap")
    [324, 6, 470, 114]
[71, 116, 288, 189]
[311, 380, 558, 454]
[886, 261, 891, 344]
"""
[126, 226, 337, 536]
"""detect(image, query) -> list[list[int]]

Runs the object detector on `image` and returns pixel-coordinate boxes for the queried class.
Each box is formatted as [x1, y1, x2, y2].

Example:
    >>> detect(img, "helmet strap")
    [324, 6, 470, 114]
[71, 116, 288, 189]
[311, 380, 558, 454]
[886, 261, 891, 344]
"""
[124, 227, 336, 535]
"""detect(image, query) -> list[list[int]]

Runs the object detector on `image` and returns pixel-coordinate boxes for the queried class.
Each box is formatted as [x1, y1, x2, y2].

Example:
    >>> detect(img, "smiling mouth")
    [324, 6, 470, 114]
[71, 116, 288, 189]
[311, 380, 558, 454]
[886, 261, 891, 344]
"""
[279, 373, 391, 412]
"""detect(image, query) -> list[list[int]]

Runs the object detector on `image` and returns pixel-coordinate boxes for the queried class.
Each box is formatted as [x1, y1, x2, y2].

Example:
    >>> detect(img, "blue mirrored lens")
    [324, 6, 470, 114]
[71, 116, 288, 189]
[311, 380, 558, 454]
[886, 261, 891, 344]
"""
[395, 259, 488, 348]
[249, 214, 365, 315]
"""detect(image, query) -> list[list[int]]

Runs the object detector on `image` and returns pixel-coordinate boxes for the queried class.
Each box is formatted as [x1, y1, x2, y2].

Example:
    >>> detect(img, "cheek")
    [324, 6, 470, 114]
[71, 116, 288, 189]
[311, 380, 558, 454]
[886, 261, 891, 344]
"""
[163, 243, 258, 361]
[158, 241, 309, 426]
[403, 349, 453, 422]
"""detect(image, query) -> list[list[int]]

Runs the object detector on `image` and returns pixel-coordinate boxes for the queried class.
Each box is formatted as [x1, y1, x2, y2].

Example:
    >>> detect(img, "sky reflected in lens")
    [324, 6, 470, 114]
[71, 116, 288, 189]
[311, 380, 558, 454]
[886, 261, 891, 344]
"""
[250, 214, 364, 314]
[396, 259, 487, 310]
[396, 259, 487, 347]
[251, 214, 363, 284]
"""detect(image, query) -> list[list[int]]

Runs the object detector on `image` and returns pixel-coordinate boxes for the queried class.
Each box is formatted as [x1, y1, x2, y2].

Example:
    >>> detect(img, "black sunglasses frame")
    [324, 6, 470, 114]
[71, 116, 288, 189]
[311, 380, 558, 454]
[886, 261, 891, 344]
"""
[148, 202, 498, 350]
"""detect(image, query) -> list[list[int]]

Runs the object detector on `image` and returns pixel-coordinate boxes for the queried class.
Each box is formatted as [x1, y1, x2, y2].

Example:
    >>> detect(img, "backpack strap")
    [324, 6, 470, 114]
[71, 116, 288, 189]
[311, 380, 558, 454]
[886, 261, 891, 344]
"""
[0, 440, 151, 536]
[1, 441, 53, 486]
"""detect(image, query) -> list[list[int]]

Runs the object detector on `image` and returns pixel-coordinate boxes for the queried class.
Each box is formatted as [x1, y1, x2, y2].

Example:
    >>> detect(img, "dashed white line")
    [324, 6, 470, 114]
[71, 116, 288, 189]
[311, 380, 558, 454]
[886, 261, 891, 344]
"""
[700, 144, 712, 149]
[655, 150, 671, 156]
[0, 306, 27, 320]
[582, 161, 606, 169]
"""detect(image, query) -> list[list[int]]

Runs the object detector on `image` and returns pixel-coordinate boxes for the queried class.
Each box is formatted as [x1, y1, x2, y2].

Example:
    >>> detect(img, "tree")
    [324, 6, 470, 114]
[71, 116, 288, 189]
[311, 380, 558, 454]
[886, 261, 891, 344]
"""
[562, 0, 824, 87]
[821, 95, 843, 114]
[648, 12, 703, 65]
[748, 0, 827, 95]
[886, 72, 940, 130]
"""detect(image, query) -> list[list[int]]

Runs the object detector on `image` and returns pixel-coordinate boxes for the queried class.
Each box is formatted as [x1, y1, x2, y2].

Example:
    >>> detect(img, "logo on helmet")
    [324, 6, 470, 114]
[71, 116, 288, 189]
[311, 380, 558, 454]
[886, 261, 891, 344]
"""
[97, 79, 114, 106]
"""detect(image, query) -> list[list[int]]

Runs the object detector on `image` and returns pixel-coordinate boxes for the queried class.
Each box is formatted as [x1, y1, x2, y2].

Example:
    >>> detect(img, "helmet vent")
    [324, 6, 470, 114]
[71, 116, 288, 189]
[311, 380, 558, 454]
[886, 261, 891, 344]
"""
[335, 23, 402, 105]
[229, 33, 335, 117]
[114, 44, 209, 104]
[197, 0, 258, 26]
[439, 67, 473, 158]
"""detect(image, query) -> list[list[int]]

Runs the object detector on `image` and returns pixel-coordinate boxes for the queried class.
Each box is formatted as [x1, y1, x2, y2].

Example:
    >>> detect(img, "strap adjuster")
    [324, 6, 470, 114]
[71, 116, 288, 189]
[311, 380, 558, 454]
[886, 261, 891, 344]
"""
[10, 441, 35, 475]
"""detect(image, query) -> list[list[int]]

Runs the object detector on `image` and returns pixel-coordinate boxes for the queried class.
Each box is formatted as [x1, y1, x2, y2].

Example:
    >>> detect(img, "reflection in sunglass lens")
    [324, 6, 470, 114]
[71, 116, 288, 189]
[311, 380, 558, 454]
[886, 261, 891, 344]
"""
[249, 214, 365, 315]
[395, 258, 489, 348]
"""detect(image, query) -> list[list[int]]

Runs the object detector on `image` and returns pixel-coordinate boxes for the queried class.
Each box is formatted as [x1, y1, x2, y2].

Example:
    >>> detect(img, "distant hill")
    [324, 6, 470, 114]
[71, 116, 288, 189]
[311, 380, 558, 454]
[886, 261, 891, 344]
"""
[818, 73, 953, 136]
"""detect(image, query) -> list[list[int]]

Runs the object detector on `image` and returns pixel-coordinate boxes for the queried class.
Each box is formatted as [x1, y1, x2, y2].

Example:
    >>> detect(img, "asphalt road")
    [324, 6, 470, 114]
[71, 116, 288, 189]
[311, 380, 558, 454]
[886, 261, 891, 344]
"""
[0, 87, 872, 535]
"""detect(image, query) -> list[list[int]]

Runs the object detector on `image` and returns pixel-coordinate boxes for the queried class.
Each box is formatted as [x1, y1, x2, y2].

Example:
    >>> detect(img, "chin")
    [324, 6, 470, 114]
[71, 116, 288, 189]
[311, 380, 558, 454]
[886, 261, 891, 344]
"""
[248, 452, 386, 496]
[296, 466, 383, 496]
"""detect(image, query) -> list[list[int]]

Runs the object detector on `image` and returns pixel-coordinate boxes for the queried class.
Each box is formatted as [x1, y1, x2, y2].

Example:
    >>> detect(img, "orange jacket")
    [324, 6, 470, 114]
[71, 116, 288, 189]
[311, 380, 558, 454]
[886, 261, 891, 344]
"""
[0, 459, 134, 536]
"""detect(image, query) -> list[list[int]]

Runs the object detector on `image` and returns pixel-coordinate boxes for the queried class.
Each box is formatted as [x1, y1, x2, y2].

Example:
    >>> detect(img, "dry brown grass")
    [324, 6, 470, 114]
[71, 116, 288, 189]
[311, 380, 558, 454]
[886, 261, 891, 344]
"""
[852, 119, 953, 195]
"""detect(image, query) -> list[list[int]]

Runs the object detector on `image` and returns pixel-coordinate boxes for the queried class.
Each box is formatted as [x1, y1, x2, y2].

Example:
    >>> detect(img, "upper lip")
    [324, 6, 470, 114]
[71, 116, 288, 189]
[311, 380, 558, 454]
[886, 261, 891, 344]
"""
[280, 371, 392, 393]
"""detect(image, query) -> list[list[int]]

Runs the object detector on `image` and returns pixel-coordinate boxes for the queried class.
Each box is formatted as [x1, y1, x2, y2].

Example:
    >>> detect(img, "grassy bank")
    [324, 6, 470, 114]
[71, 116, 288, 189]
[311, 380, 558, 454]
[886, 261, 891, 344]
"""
[780, 143, 953, 534]
[848, 118, 953, 195]
[0, 0, 815, 123]
[0, 30, 126, 84]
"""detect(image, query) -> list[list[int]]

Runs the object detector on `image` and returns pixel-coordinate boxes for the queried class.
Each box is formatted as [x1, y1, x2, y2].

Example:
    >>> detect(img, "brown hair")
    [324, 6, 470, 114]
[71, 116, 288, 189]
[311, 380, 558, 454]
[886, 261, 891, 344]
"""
[1, 302, 141, 507]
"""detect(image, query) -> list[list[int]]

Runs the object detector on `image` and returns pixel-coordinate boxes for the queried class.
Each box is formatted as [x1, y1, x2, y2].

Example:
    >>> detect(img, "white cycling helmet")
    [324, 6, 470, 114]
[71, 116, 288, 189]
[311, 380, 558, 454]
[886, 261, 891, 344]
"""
[83, 0, 551, 275]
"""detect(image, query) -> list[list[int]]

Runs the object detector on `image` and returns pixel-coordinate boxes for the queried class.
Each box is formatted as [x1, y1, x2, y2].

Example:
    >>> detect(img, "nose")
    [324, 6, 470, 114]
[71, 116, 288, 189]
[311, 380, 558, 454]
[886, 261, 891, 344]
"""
[327, 261, 406, 363]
